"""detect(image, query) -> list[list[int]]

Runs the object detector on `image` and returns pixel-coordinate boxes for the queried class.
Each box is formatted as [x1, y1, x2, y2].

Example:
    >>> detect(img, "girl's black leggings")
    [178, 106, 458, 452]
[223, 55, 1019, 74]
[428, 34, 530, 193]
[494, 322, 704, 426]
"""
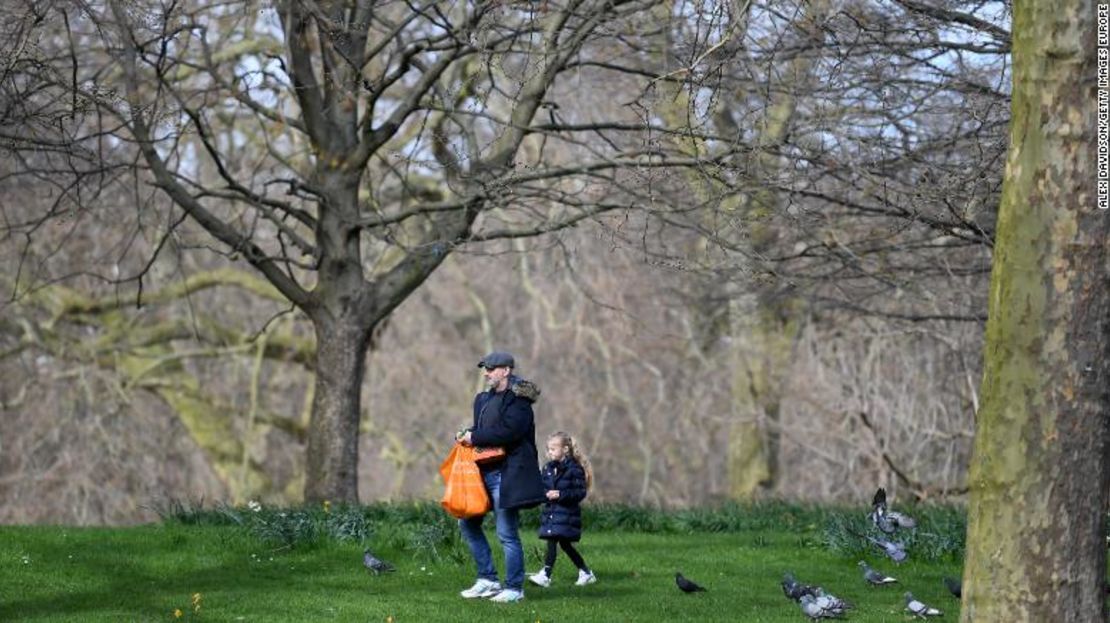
[544, 538, 588, 571]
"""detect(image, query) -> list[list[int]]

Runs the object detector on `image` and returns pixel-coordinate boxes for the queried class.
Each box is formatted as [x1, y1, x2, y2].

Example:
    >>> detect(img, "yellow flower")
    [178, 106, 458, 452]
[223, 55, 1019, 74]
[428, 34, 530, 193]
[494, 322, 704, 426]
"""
[173, 609, 183, 618]
[323, 500, 331, 513]
[192, 593, 202, 612]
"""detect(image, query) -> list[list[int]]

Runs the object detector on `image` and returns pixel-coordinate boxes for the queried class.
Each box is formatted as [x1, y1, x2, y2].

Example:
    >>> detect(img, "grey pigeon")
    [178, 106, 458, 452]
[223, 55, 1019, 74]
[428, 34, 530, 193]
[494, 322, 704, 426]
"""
[798, 594, 847, 620]
[905, 592, 943, 618]
[869, 487, 916, 533]
[675, 572, 706, 593]
[814, 587, 854, 612]
[782, 571, 819, 601]
[863, 533, 908, 563]
[858, 560, 898, 585]
[943, 575, 962, 599]
[362, 548, 395, 574]
[869, 488, 897, 534]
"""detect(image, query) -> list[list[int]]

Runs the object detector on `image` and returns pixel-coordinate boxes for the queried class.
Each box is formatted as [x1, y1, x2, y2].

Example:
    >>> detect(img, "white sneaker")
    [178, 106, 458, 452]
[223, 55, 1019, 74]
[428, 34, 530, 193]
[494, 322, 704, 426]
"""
[528, 571, 552, 587]
[575, 570, 597, 586]
[460, 578, 502, 599]
[488, 588, 524, 603]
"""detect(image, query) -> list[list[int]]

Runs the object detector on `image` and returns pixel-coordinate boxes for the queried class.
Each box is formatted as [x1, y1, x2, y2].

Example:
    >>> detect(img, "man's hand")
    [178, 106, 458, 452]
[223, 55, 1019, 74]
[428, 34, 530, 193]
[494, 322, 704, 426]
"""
[459, 431, 473, 446]
[546, 490, 560, 500]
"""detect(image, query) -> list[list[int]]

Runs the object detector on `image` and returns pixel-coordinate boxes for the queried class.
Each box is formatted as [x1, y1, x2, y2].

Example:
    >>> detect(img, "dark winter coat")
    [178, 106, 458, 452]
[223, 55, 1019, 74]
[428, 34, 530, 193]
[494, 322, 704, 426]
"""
[469, 377, 546, 511]
[538, 457, 588, 541]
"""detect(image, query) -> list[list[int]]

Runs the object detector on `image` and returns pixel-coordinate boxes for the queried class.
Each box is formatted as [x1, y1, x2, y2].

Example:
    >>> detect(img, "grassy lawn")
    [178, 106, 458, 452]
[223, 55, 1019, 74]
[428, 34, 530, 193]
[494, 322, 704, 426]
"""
[0, 506, 965, 622]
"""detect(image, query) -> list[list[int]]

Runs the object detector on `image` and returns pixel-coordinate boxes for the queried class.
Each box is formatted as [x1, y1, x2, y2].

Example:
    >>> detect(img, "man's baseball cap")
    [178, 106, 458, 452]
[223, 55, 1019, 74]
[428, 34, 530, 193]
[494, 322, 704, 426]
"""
[477, 351, 515, 369]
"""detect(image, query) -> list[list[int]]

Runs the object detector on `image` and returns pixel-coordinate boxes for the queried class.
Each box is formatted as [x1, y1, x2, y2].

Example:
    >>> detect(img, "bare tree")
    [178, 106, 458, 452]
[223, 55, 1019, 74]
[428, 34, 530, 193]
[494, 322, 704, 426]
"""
[0, 0, 1031, 521]
[586, 0, 1009, 497]
[1, 0, 744, 502]
[961, 0, 1108, 619]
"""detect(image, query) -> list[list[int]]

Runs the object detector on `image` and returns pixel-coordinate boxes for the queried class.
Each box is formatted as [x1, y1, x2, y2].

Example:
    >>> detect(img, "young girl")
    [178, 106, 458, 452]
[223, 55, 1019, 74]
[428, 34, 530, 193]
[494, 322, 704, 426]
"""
[528, 431, 596, 587]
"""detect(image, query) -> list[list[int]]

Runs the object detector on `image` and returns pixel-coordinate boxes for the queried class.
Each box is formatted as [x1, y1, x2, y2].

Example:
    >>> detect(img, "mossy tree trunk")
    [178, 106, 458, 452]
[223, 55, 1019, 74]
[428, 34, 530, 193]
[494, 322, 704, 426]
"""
[649, 0, 825, 499]
[727, 308, 800, 497]
[723, 0, 826, 499]
[961, 1, 1108, 619]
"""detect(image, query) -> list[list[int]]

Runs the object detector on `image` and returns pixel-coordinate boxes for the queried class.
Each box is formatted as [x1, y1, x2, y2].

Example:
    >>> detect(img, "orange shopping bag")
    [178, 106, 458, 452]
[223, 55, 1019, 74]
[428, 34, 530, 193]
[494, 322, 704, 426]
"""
[439, 442, 491, 519]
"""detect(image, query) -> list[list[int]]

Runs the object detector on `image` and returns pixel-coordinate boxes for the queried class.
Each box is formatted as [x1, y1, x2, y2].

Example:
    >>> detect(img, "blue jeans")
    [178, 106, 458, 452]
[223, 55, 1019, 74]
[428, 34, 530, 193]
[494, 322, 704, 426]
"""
[458, 469, 524, 590]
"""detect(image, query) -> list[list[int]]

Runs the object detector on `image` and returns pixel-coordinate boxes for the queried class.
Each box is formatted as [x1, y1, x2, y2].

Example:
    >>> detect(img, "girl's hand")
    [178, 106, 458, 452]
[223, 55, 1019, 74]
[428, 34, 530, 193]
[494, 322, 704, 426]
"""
[546, 490, 560, 500]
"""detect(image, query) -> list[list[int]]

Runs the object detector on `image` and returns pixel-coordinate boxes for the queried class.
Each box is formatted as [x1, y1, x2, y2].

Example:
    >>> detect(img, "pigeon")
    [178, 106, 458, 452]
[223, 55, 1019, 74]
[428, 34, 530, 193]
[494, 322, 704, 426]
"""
[858, 560, 898, 585]
[862, 532, 908, 563]
[905, 592, 943, 618]
[798, 594, 847, 620]
[869, 487, 916, 533]
[675, 572, 706, 593]
[869, 488, 896, 534]
[943, 575, 962, 599]
[362, 548, 395, 574]
[813, 587, 854, 612]
[782, 571, 820, 601]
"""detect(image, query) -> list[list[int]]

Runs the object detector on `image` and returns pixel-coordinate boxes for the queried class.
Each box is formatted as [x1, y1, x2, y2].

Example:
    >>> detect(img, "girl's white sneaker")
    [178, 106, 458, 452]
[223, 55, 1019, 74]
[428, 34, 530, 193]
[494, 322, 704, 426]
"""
[575, 570, 597, 586]
[528, 571, 552, 587]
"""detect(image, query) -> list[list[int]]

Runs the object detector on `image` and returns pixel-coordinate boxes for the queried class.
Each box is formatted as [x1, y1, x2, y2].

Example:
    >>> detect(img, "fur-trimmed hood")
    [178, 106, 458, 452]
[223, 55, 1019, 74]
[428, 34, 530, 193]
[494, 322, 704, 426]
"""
[509, 375, 541, 403]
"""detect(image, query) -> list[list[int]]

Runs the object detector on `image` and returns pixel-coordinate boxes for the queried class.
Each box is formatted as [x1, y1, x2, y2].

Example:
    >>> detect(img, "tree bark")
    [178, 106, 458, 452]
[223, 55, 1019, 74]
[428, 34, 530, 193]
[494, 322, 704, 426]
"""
[725, 0, 826, 499]
[304, 317, 373, 503]
[728, 312, 798, 497]
[961, 1, 1109, 620]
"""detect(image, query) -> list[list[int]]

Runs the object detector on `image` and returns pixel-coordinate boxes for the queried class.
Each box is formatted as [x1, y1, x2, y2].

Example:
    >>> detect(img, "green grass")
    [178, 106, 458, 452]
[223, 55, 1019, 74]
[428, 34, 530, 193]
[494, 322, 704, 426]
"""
[0, 504, 965, 622]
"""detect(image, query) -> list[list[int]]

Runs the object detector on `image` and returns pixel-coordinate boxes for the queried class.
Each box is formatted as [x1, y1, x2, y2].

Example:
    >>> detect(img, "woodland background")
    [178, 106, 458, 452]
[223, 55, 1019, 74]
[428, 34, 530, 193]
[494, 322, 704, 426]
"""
[1, 0, 1004, 524]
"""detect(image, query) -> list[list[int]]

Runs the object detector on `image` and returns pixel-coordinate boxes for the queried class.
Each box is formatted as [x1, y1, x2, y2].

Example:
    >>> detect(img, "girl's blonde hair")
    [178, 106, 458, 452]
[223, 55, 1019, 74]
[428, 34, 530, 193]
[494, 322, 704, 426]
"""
[549, 431, 593, 491]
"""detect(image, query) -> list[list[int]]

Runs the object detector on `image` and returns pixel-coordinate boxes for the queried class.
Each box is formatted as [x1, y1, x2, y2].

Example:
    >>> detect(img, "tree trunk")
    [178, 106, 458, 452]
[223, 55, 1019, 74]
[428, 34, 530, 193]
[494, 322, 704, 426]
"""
[303, 318, 373, 503]
[961, 1, 1108, 620]
[727, 311, 798, 497]
[725, 0, 826, 499]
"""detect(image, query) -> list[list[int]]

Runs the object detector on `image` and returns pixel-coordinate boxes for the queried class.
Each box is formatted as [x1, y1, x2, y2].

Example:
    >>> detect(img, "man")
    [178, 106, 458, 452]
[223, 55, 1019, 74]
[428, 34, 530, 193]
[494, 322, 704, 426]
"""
[457, 351, 545, 603]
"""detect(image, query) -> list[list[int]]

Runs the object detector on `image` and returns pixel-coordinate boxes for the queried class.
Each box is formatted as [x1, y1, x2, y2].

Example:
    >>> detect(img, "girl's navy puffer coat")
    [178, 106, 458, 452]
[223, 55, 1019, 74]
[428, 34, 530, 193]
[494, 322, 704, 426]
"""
[538, 457, 588, 541]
